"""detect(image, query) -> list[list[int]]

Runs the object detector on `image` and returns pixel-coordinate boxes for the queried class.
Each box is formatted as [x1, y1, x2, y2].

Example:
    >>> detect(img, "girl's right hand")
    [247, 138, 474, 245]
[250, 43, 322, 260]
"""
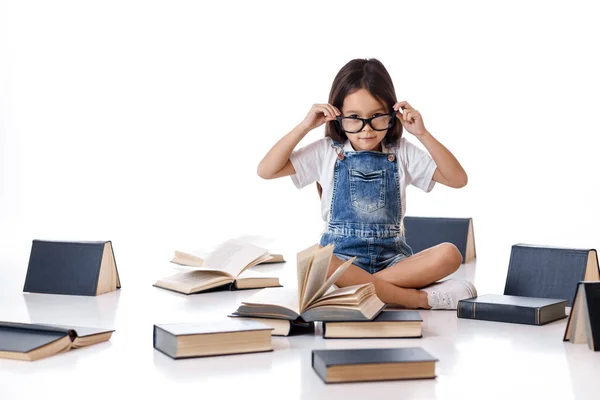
[300, 103, 341, 131]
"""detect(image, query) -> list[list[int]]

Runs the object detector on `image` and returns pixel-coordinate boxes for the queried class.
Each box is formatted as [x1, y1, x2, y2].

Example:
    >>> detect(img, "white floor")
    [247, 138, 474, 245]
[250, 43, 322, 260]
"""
[1, 241, 598, 400]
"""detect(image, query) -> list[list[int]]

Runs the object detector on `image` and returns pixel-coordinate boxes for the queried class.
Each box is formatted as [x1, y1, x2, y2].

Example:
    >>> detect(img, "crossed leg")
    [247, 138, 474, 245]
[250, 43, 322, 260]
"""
[327, 243, 462, 309]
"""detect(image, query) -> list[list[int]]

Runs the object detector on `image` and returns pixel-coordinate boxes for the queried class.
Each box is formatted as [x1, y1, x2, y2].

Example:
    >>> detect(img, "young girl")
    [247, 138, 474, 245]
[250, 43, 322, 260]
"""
[257, 58, 476, 309]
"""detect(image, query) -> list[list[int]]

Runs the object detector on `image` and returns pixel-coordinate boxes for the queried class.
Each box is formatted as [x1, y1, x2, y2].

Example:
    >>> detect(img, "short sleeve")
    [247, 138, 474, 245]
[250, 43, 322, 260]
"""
[289, 138, 331, 189]
[399, 137, 437, 192]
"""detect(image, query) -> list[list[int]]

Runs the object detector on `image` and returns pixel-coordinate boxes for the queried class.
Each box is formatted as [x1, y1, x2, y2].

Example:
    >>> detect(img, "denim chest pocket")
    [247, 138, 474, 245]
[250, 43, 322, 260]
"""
[349, 169, 386, 212]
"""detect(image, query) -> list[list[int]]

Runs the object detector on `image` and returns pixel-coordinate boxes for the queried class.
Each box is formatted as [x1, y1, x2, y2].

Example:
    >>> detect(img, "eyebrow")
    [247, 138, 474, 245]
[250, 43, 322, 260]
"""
[344, 107, 387, 115]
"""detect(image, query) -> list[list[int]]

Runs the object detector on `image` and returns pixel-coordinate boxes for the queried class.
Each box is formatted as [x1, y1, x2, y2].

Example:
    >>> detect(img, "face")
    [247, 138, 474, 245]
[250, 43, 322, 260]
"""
[340, 88, 390, 151]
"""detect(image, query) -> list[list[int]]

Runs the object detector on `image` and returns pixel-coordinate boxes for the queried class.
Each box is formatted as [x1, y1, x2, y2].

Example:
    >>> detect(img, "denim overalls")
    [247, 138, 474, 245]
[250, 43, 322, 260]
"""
[319, 141, 413, 273]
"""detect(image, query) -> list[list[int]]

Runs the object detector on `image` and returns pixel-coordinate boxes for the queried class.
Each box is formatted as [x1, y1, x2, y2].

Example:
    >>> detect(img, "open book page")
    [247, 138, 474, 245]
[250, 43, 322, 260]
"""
[296, 244, 321, 309]
[242, 287, 300, 316]
[304, 257, 356, 309]
[308, 284, 372, 308]
[172, 250, 205, 267]
[300, 245, 335, 311]
[155, 270, 232, 291]
[202, 239, 269, 277]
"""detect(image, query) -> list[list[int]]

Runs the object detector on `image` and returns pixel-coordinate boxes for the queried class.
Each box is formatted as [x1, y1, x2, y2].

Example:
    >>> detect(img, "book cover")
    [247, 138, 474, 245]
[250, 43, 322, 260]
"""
[457, 294, 567, 325]
[504, 244, 599, 306]
[322, 310, 422, 338]
[23, 240, 121, 296]
[402, 216, 475, 263]
[312, 347, 437, 383]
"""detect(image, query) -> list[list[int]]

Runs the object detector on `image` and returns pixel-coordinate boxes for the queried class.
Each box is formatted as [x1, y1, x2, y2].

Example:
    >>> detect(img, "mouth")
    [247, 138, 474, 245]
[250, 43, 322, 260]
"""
[359, 137, 376, 140]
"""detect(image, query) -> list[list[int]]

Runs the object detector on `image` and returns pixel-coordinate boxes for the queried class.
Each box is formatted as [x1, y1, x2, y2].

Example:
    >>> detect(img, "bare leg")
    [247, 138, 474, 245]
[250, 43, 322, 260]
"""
[375, 243, 462, 288]
[327, 254, 429, 309]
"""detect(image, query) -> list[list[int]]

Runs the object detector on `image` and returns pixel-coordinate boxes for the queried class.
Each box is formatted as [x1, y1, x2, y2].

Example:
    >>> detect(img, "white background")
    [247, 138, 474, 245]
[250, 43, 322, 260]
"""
[1, 1, 599, 398]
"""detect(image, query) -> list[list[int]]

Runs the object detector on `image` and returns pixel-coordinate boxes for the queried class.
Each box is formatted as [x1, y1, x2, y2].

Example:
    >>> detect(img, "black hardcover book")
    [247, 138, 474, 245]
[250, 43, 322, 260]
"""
[312, 347, 438, 383]
[322, 310, 422, 338]
[457, 294, 567, 325]
[0, 321, 114, 361]
[23, 240, 121, 296]
[564, 282, 600, 351]
[402, 216, 475, 263]
[503, 244, 599, 306]
[153, 320, 273, 359]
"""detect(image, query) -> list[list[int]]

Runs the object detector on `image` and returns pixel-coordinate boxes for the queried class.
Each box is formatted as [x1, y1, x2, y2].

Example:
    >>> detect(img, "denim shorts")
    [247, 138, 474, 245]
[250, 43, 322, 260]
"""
[319, 231, 414, 274]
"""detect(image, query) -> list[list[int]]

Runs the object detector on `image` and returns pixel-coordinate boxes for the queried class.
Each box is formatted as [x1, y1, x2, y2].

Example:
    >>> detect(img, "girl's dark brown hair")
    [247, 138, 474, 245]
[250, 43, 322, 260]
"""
[317, 58, 402, 199]
[326, 58, 402, 146]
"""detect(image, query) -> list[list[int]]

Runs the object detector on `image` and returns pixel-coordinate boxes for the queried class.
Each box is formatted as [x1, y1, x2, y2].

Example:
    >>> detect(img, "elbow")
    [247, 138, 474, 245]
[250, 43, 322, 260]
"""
[455, 173, 468, 188]
[256, 164, 272, 180]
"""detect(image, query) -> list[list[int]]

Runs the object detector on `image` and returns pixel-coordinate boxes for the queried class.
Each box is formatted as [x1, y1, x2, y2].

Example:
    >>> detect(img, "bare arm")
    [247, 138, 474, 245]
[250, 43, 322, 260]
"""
[394, 101, 468, 189]
[257, 103, 341, 180]
[256, 124, 309, 179]
[420, 132, 468, 188]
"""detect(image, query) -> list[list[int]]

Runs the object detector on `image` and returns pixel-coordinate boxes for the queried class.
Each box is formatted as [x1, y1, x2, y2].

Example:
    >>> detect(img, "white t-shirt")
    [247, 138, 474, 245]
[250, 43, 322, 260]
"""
[289, 137, 437, 224]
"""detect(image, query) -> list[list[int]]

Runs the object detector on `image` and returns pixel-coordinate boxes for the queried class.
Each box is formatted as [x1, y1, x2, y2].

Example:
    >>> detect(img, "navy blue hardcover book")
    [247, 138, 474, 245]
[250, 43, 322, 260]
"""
[402, 216, 475, 263]
[0, 321, 114, 361]
[312, 347, 438, 383]
[153, 320, 273, 359]
[564, 281, 600, 351]
[503, 244, 599, 306]
[23, 240, 121, 296]
[322, 310, 422, 338]
[457, 294, 567, 325]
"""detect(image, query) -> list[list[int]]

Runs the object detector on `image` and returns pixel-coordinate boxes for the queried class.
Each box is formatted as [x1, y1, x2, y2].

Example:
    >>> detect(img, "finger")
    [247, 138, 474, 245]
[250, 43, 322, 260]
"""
[319, 105, 335, 121]
[393, 102, 401, 112]
[331, 104, 342, 116]
[395, 109, 404, 120]
[397, 101, 413, 111]
[405, 112, 413, 123]
[325, 104, 338, 120]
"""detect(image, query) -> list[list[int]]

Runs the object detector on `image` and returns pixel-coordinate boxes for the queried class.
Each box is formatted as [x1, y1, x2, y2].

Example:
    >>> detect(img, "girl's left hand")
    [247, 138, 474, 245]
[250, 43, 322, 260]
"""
[393, 101, 427, 137]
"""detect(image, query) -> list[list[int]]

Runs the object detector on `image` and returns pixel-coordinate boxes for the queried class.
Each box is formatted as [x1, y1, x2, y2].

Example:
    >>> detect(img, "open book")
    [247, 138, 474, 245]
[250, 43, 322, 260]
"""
[154, 239, 282, 294]
[233, 244, 384, 322]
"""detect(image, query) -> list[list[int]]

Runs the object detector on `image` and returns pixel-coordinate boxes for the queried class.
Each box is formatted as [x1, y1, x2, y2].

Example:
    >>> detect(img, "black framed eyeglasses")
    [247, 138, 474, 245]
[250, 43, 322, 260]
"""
[335, 112, 395, 134]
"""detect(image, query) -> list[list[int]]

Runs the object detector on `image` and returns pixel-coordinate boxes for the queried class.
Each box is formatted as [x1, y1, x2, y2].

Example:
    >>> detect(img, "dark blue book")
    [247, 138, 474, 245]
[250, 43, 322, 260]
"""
[312, 347, 438, 383]
[564, 281, 600, 351]
[457, 294, 567, 325]
[153, 320, 273, 359]
[322, 310, 422, 338]
[403, 216, 475, 263]
[0, 321, 114, 361]
[504, 244, 599, 306]
[23, 240, 121, 296]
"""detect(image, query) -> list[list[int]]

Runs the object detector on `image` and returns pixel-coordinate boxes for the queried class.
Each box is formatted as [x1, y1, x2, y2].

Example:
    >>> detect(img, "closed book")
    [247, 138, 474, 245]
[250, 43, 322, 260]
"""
[564, 281, 600, 351]
[153, 320, 273, 359]
[504, 244, 599, 306]
[0, 321, 114, 361]
[312, 347, 438, 383]
[403, 216, 475, 263]
[457, 294, 567, 325]
[322, 310, 422, 339]
[23, 240, 121, 296]
[228, 315, 315, 337]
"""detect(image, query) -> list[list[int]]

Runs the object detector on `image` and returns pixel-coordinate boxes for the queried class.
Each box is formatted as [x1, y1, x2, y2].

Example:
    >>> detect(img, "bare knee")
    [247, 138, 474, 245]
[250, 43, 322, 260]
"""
[435, 243, 462, 274]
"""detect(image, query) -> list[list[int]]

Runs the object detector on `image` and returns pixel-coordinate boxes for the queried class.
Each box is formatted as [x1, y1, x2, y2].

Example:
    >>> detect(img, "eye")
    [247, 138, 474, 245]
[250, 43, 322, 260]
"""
[349, 114, 360, 119]
[373, 113, 384, 117]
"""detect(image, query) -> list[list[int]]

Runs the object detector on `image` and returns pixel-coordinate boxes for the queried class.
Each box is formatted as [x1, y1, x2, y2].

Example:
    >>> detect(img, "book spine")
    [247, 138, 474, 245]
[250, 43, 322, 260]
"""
[311, 352, 329, 383]
[457, 301, 475, 319]
[459, 303, 539, 325]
